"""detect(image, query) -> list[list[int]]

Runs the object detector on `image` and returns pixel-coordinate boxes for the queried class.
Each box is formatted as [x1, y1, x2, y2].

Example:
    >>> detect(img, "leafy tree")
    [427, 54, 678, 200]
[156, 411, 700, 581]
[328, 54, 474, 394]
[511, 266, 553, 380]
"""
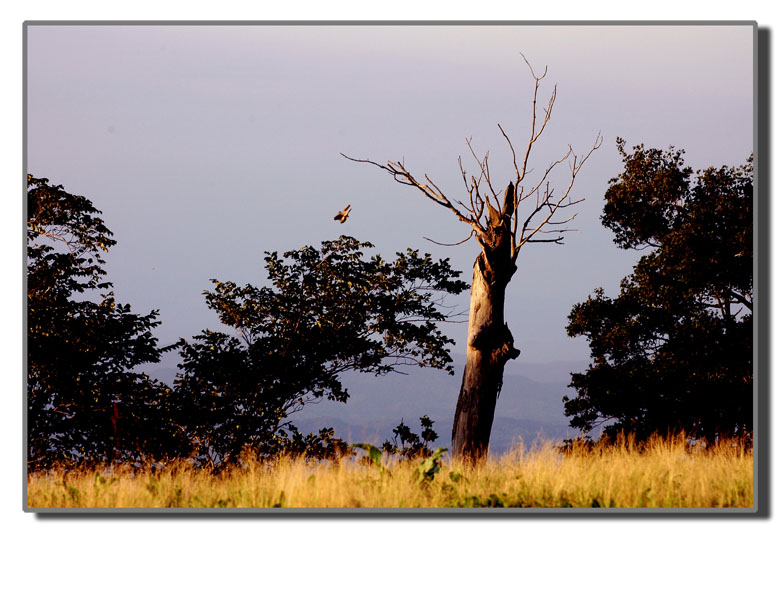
[343, 58, 601, 458]
[564, 141, 753, 442]
[172, 235, 468, 463]
[281, 426, 351, 461]
[382, 415, 439, 459]
[27, 175, 178, 468]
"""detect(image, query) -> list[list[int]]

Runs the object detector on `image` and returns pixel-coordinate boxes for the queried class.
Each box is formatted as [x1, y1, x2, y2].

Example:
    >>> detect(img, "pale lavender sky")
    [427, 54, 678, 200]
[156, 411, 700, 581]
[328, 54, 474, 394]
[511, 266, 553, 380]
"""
[26, 24, 753, 362]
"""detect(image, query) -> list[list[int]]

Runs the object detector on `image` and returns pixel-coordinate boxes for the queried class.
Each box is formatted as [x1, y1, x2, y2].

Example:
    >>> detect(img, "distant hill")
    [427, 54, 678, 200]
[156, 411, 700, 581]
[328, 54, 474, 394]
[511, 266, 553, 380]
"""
[286, 359, 589, 455]
[144, 354, 589, 455]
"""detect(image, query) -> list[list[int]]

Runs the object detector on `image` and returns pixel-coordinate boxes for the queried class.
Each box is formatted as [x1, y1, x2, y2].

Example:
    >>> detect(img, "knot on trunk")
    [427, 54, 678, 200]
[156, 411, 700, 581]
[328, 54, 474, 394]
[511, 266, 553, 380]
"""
[492, 323, 520, 365]
[470, 322, 520, 366]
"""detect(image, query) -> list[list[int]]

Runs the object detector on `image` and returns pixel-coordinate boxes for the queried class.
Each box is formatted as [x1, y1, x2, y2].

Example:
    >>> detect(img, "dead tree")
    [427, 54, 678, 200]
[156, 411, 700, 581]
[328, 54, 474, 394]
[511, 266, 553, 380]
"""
[343, 58, 602, 459]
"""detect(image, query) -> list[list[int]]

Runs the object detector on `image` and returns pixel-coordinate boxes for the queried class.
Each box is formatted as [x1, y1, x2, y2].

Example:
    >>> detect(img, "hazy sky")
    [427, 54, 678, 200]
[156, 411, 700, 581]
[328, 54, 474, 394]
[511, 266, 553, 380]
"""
[26, 24, 753, 363]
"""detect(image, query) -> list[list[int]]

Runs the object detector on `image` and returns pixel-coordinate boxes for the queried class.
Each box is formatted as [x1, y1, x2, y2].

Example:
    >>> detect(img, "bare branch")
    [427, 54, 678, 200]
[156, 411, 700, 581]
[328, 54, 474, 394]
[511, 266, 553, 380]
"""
[519, 51, 547, 81]
[340, 153, 392, 170]
[463, 138, 503, 218]
[497, 123, 521, 180]
[526, 237, 565, 244]
[465, 137, 485, 175]
[513, 132, 602, 257]
[545, 212, 580, 226]
[517, 56, 557, 183]
[465, 139, 489, 190]
[535, 226, 580, 235]
[482, 153, 501, 210]
[341, 59, 603, 274]
[454, 197, 475, 213]
[519, 147, 573, 203]
[424, 173, 447, 198]
[459, 156, 479, 217]
[341, 153, 476, 228]
[422, 230, 475, 247]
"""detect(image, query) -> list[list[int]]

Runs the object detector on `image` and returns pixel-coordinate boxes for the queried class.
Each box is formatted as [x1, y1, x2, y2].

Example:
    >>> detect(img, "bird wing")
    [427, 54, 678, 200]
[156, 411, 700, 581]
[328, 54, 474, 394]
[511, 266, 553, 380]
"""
[334, 205, 351, 220]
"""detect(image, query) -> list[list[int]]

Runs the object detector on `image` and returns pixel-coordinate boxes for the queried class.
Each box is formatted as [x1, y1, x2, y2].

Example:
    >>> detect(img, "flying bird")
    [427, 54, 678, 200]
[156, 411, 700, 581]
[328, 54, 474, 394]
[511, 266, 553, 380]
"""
[334, 204, 352, 223]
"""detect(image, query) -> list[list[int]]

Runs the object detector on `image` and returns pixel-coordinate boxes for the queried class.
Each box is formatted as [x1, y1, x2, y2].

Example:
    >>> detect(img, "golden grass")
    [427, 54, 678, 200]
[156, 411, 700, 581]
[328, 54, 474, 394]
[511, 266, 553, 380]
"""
[27, 434, 753, 509]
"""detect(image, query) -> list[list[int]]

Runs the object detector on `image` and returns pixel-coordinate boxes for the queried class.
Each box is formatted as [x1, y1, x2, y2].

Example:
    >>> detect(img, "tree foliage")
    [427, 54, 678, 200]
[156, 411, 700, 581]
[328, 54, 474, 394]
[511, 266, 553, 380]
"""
[27, 177, 465, 468]
[172, 236, 468, 462]
[27, 175, 178, 467]
[564, 141, 753, 441]
[381, 415, 439, 459]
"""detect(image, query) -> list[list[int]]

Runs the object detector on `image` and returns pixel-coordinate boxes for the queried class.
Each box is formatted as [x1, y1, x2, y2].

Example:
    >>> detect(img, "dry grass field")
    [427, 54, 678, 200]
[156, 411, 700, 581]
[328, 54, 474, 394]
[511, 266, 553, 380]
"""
[27, 434, 753, 509]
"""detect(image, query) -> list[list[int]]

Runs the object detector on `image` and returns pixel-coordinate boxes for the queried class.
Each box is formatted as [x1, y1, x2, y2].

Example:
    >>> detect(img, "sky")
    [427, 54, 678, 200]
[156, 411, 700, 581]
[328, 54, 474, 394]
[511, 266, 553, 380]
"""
[26, 24, 753, 364]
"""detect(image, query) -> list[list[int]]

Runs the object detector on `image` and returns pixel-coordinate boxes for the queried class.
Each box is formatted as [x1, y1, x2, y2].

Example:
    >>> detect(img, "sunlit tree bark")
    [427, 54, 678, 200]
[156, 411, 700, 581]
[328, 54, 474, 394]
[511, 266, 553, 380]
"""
[344, 57, 601, 459]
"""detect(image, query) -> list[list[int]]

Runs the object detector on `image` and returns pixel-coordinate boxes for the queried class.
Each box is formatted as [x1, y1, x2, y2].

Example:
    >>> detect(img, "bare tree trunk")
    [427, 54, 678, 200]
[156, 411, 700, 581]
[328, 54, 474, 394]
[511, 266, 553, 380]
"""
[452, 212, 520, 459]
[342, 56, 601, 460]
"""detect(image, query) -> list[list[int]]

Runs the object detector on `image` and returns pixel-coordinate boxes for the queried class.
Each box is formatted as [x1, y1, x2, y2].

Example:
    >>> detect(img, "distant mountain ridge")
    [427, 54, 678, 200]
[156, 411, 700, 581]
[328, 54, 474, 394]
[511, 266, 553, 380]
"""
[145, 355, 589, 456]
[286, 361, 587, 455]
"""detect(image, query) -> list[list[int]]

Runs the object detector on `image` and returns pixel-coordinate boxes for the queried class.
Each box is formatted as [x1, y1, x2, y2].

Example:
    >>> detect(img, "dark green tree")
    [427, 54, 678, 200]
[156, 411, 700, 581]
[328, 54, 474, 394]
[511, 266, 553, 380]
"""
[382, 415, 439, 459]
[27, 175, 179, 468]
[173, 236, 468, 463]
[564, 141, 753, 441]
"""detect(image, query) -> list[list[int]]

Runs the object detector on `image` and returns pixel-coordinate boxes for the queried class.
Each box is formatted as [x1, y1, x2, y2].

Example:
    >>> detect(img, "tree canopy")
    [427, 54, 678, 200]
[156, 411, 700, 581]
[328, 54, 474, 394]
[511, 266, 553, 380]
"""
[171, 236, 468, 462]
[27, 175, 178, 467]
[27, 177, 468, 468]
[564, 141, 753, 441]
